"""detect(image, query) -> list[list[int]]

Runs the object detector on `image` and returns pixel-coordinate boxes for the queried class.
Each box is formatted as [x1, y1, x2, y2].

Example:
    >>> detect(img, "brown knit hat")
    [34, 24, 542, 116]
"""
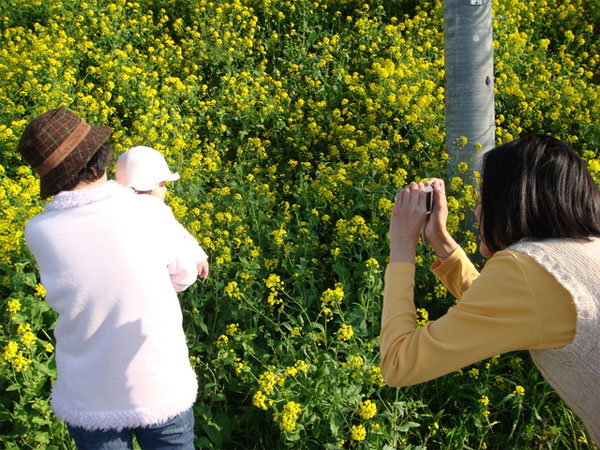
[17, 107, 111, 199]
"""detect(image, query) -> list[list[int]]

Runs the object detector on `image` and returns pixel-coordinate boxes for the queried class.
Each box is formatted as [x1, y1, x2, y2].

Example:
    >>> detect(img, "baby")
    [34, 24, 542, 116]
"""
[116, 146, 209, 279]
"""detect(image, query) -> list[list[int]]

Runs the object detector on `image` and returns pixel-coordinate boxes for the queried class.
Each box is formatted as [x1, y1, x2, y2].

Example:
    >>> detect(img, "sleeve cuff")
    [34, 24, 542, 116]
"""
[430, 246, 462, 272]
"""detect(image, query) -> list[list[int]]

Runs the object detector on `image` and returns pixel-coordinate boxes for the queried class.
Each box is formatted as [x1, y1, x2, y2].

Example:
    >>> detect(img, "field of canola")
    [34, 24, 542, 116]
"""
[1, 0, 599, 448]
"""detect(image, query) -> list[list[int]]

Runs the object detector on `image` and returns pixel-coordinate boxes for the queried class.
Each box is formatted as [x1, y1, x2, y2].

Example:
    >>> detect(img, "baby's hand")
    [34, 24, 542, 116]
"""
[197, 260, 210, 279]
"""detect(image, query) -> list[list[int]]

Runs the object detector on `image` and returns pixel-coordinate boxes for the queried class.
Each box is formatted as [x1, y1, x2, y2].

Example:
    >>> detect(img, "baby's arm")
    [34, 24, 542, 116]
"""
[197, 260, 210, 279]
[175, 220, 210, 280]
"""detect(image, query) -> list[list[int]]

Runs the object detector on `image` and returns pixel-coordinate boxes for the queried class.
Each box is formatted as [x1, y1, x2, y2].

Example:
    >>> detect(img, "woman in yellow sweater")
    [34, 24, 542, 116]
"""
[380, 135, 600, 443]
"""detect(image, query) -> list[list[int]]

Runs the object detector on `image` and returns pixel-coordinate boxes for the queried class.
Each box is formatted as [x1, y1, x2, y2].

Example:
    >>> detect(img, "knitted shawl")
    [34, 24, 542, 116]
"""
[510, 238, 600, 444]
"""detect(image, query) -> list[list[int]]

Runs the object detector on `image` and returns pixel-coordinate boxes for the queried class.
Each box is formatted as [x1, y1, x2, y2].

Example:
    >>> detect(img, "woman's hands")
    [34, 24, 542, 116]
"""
[390, 178, 458, 263]
[389, 182, 430, 262]
[423, 178, 458, 259]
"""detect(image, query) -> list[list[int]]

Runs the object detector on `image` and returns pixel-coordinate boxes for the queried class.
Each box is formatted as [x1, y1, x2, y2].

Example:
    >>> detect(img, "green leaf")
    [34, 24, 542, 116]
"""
[398, 421, 421, 432]
[202, 421, 223, 448]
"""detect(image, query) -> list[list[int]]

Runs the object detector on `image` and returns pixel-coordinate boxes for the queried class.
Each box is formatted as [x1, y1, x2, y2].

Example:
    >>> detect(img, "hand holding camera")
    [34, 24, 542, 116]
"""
[390, 179, 458, 262]
[394, 184, 433, 212]
[390, 182, 433, 262]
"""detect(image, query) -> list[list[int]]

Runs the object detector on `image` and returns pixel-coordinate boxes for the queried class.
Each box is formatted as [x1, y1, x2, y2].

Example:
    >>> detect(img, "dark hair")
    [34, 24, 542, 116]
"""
[480, 134, 600, 253]
[59, 143, 113, 193]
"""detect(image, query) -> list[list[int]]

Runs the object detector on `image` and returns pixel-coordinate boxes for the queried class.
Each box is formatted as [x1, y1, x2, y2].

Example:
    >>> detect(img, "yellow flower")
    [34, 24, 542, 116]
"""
[224, 281, 242, 300]
[258, 370, 277, 395]
[216, 334, 229, 347]
[264, 274, 282, 289]
[359, 399, 377, 419]
[234, 360, 245, 374]
[21, 331, 37, 346]
[350, 424, 367, 441]
[514, 385, 525, 396]
[365, 257, 380, 269]
[336, 324, 354, 341]
[343, 355, 364, 371]
[34, 283, 46, 297]
[320, 283, 344, 304]
[11, 353, 32, 372]
[264, 274, 284, 309]
[457, 161, 469, 173]
[253, 391, 268, 410]
[278, 401, 301, 432]
[434, 284, 448, 299]
[294, 360, 308, 373]
[3, 341, 18, 361]
[377, 197, 394, 214]
[17, 323, 31, 334]
[225, 323, 239, 336]
[267, 291, 282, 308]
[369, 366, 385, 387]
[283, 365, 298, 378]
[564, 30, 575, 42]
[416, 308, 429, 328]
[513, 357, 524, 368]
[264, 258, 279, 271]
[6, 299, 21, 314]
[271, 228, 287, 246]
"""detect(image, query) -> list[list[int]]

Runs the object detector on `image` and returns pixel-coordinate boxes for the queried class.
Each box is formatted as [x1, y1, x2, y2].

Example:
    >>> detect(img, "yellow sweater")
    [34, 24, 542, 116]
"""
[380, 246, 576, 387]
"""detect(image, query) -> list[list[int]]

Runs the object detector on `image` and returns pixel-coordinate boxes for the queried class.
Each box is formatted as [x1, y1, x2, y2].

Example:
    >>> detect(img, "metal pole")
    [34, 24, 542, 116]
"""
[444, 0, 495, 177]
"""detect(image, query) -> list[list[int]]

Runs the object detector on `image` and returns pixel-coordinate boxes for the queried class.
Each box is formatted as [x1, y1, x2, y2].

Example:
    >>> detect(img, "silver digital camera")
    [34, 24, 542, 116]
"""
[393, 185, 433, 213]
[424, 185, 433, 214]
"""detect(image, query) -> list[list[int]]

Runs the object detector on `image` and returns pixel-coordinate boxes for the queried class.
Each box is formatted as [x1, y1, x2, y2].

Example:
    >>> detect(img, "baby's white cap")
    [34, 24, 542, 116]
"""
[116, 146, 180, 191]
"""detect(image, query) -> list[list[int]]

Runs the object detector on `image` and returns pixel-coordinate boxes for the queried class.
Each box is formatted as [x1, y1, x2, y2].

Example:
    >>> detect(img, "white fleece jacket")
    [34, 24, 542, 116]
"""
[25, 181, 203, 430]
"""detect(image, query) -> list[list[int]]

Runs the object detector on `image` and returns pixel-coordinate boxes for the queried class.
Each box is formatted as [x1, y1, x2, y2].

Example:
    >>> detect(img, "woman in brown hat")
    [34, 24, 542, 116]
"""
[19, 107, 202, 449]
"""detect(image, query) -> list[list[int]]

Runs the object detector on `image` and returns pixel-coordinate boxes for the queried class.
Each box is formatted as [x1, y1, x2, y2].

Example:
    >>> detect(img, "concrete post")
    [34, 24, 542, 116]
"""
[444, 0, 495, 177]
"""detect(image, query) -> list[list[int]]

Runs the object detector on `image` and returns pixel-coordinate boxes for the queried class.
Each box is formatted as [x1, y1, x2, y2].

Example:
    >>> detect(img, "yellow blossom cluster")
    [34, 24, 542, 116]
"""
[264, 273, 284, 309]
[276, 400, 302, 432]
[336, 324, 354, 342]
[3, 340, 32, 372]
[320, 283, 345, 305]
[252, 360, 309, 412]
[416, 307, 429, 328]
[368, 366, 385, 388]
[350, 424, 367, 441]
[359, 399, 377, 420]
[514, 385, 526, 397]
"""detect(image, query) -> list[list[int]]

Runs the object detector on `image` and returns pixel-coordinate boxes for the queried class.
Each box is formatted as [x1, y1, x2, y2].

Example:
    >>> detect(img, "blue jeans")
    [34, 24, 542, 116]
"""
[67, 408, 195, 449]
